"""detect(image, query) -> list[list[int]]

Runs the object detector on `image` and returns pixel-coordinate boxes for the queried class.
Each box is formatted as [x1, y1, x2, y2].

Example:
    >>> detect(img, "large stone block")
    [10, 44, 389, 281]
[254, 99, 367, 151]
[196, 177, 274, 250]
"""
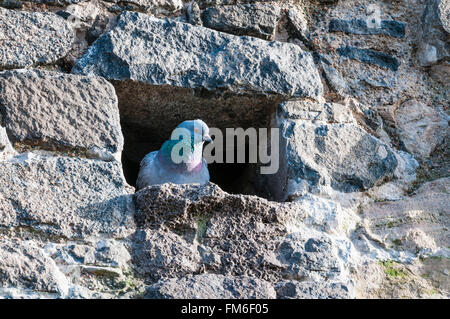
[0, 239, 69, 296]
[133, 183, 349, 289]
[0, 8, 74, 69]
[268, 100, 398, 200]
[0, 69, 123, 157]
[0, 154, 135, 239]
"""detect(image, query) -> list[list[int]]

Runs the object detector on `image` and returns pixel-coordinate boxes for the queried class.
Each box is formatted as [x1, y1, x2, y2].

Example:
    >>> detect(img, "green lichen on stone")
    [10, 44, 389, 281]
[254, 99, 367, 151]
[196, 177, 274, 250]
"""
[379, 260, 408, 279]
[392, 238, 402, 246]
[114, 268, 145, 297]
[195, 215, 210, 242]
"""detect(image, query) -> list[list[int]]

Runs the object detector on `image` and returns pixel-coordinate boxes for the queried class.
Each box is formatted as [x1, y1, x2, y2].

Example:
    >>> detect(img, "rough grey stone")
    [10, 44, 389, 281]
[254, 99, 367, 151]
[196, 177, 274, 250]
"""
[361, 177, 450, 256]
[197, 0, 273, 9]
[26, 0, 87, 5]
[337, 46, 399, 71]
[133, 183, 349, 286]
[394, 100, 448, 160]
[275, 280, 350, 299]
[416, 0, 450, 66]
[0, 8, 74, 69]
[0, 239, 69, 295]
[86, 14, 111, 45]
[186, 2, 203, 26]
[72, 11, 322, 98]
[133, 183, 299, 282]
[361, 76, 394, 89]
[104, 0, 183, 13]
[329, 19, 406, 38]
[320, 57, 350, 95]
[0, 154, 135, 239]
[0, 69, 123, 156]
[145, 274, 276, 299]
[286, 8, 309, 43]
[269, 100, 398, 199]
[201, 3, 281, 40]
[0, 0, 22, 9]
[132, 228, 202, 281]
[277, 233, 341, 280]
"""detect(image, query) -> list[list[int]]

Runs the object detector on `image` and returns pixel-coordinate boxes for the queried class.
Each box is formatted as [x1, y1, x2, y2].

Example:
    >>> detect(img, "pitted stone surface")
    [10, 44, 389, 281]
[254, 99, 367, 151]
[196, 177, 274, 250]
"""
[0, 69, 123, 155]
[0, 8, 74, 69]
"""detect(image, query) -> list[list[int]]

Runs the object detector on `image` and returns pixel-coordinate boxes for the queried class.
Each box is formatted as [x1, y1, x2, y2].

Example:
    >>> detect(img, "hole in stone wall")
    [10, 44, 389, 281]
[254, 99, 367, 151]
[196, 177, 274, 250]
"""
[114, 82, 282, 199]
[121, 125, 270, 198]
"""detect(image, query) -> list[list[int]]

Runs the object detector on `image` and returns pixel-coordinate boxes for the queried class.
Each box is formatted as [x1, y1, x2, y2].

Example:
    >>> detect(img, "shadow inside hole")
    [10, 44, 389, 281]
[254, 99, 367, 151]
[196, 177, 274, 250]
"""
[121, 125, 268, 198]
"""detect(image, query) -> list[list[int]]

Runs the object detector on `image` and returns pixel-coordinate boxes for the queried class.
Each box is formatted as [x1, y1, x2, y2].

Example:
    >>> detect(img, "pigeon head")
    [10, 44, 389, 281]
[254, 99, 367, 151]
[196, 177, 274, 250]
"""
[158, 119, 211, 169]
[137, 120, 212, 188]
[175, 119, 212, 145]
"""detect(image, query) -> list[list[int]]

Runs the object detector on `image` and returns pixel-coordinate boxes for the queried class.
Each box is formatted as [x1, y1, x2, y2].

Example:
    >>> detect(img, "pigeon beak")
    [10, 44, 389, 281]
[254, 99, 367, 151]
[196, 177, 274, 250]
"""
[203, 135, 212, 144]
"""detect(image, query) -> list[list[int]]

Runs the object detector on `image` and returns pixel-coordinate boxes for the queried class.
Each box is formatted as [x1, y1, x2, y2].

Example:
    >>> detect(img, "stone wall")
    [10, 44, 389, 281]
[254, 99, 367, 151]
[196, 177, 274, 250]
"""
[0, 0, 448, 299]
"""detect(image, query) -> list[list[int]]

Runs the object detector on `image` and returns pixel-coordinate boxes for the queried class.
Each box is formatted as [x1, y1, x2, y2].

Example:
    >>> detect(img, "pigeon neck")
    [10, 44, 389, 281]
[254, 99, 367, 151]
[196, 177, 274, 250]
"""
[158, 139, 204, 173]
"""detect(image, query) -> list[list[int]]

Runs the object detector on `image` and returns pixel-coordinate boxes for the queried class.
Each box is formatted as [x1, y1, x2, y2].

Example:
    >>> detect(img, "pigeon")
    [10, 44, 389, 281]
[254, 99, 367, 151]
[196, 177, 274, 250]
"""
[136, 119, 212, 190]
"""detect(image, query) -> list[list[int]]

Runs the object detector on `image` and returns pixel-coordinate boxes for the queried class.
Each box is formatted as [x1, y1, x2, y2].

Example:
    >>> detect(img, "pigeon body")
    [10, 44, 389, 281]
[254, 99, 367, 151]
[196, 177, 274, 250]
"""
[136, 120, 211, 190]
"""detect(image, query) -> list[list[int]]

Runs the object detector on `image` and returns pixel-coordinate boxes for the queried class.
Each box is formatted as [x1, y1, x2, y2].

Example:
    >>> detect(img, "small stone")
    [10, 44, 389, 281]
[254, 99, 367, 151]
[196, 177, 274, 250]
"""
[276, 280, 350, 299]
[276, 100, 355, 124]
[86, 147, 116, 162]
[270, 100, 398, 199]
[277, 233, 342, 280]
[0, 126, 16, 161]
[337, 46, 399, 71]
[416, 0, 450, 66]
[201, 3, 281, 40]
[86, 15, 111, 45]
[320, 58, 350, 95]
[132, 229, 201, 281]
[72, 11, 323, 156]
[186, 2, 202, 26]
[27, 0, 87, 5]
[329, 18, 406, 38]
[0, 239, 69, 296]
[80, 265, 123, 278]
[0, 0, 22, 9]
[0, 126, 8, 151]
[72, 11, 322, 100]
[145, 274, 276, 299]
[394, 100, 448, 160]
[430, 62, 450, 86]
[286, 8, 309, 42]
[361, 76, 394, 89]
